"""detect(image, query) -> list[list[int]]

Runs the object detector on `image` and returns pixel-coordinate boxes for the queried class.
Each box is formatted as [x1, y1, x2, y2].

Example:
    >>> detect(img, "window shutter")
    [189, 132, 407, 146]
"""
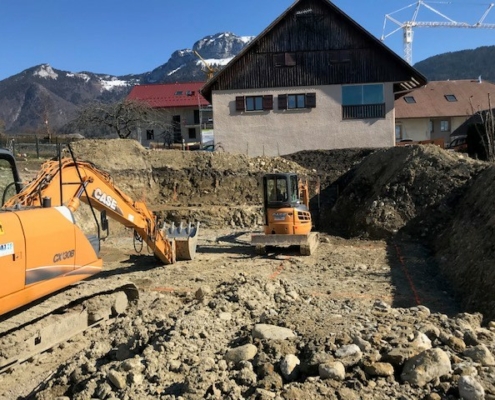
[235, 96, 245, 111]
[274, 53, 285, 67]
[263, 95, 273, 110]
[278, 94, 287, 110]
[306, 93, 316, 108]
[285, 52, 296, 66]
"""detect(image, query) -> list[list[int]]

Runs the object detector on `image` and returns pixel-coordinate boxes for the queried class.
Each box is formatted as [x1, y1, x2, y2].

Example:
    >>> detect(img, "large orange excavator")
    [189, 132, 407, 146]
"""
[0, 146, 199, 371]
[251, 173, 319, 255]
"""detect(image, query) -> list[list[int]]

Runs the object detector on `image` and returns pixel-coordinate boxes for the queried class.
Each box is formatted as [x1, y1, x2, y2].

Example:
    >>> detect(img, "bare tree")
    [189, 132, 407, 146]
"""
[468, 95, 495, 161]
[72, 99, 171, 139]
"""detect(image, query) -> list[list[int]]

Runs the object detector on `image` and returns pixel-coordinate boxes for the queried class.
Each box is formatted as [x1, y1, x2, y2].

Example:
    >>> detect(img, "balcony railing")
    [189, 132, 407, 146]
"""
[342, 103, 385, 120]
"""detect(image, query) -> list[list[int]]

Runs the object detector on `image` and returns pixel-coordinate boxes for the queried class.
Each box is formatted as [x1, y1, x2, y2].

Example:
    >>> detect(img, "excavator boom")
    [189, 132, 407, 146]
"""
[1, 147, 199, 317]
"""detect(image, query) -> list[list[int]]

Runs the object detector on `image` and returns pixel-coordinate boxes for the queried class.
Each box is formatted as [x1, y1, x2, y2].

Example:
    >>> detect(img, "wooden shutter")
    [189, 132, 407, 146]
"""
[235, 96, 245, 111]
[263, 95, 273, 110]
[274, 53, 285, 67]
[306, 93, 316, 108]
[278, 94, 287, 110]
[285, 52, 296, 66]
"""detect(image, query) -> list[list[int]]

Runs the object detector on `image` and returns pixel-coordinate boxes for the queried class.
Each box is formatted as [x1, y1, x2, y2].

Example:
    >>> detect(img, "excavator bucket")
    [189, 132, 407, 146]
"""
[163, 221, 200, 261]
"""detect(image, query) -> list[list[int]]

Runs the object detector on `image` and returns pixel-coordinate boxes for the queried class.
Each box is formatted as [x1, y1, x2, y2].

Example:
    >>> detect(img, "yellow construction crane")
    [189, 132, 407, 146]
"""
[194, 50, 218, 80]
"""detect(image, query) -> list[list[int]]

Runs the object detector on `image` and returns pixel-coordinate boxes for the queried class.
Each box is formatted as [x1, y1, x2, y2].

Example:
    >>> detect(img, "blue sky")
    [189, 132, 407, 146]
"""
[1, 0, 494, 81]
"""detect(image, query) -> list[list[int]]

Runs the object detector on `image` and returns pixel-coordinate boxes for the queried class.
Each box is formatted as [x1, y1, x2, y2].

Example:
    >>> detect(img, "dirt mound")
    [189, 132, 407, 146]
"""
[324, 145, 487, 240]
[283, 148, 377, 183]
[435, 165, 495, 321]
[70, 139, 311, 228]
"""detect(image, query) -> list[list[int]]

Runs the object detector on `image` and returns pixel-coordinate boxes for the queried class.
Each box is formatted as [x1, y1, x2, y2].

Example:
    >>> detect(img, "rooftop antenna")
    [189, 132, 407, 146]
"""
[381, 1, 495, 64]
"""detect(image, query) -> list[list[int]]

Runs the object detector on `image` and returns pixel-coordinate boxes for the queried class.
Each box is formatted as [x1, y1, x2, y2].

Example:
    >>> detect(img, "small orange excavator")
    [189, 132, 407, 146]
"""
[0, 146, 199, 317]
[251, 173, 319, 255]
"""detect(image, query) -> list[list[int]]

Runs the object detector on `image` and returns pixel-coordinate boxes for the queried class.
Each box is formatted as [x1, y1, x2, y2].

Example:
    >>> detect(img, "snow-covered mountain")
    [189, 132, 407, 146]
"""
[0, 32, 254, 133]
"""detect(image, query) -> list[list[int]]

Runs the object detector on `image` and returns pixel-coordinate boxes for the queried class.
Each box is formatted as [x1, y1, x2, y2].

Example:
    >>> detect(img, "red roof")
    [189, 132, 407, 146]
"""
[127, 82, 210, 108]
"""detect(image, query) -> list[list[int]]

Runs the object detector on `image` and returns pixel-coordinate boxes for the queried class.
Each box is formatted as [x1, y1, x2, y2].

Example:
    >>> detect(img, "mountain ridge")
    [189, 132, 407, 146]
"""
[0, 35, 493, 134]
[0, 32, 253, 133]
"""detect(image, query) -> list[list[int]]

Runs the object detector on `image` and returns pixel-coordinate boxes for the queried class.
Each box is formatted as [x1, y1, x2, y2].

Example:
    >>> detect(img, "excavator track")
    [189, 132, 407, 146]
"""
[0, 279, 138, 374]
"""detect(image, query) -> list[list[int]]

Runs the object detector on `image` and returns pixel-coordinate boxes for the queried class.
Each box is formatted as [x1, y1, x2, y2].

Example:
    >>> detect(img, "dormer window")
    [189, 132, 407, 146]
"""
[404, 96, 416, 104]
[445, 94, 457, 102]
[175, 91, 183, 96]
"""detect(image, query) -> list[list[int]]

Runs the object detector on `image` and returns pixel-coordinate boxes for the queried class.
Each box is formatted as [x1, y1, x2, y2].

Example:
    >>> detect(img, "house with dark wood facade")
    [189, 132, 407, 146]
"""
[127, 82, 211, 148]
[201, 0, 427, 157]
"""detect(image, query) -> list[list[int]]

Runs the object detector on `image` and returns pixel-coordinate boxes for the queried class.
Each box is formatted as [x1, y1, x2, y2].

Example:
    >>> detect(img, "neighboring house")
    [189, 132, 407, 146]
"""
[127, 82, 212, 148]
[394, 79, 495, 146]
[201, 0, 426, 157]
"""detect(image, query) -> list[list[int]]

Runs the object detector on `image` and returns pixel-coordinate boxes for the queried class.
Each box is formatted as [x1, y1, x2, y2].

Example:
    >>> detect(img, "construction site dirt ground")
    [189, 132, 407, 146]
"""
[2, 139, 495, 400]
[1, 228, 459, 399]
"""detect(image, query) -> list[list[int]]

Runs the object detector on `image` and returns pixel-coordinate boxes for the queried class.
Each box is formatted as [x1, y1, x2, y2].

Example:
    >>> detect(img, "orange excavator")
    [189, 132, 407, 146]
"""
[0, 146, 199, 371]
[251, 173, 319, 255]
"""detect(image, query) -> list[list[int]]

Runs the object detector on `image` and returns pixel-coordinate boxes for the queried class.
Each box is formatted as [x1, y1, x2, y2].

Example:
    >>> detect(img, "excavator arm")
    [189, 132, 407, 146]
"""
[3, 154, 198, 264]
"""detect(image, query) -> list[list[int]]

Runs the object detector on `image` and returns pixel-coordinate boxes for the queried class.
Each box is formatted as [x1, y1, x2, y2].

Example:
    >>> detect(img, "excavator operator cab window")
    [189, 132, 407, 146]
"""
[267, 177, 289, 203]
[0, 156, 18, 206]
[290, 175, 299, 203]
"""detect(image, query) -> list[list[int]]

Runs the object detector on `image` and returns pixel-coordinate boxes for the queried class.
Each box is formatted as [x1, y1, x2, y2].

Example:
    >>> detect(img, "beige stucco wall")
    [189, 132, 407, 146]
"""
[397, 116, 470, 146]
[211, 84, 396, 157]
[397, 118, 430, 141]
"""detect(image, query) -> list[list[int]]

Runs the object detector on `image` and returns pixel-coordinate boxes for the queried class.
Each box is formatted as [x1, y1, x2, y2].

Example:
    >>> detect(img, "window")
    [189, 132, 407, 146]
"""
[188, 128, 196, 139]
[440, 120, 450, 132]
[236, 95, 273, 112]
[404, 96, 416, 104]
[146, 130, 154, 140]
[175, 91, 183, 96]
[395, 125, 403, 140]
[445, 94, 457, 102]
[342, 84, 385, 119]
[246, 96, 263, 111]
[266, 176, 289, 203]
[429, 120, 434, 133]
[288, 94, 306, 109]
[278, 93, 316, 110]
[274, 52, 296, 67]
[329, 50, 351, 64]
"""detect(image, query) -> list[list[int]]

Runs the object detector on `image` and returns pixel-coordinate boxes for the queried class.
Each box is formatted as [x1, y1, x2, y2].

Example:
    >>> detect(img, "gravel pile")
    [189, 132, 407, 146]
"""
[33, 275, 495, 400]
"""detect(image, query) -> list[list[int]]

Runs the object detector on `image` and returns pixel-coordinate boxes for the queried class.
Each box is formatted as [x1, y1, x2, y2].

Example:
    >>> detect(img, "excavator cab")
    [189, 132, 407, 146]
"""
[0, 149, 23, 206]
[261, 173, 312, 236]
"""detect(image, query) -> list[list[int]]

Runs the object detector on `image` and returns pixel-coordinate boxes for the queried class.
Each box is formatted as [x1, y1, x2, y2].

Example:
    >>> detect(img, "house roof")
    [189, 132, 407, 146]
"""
[395, 79, 495, 119]
[127, 82, 210, 108]
[201, 0, 426, 100]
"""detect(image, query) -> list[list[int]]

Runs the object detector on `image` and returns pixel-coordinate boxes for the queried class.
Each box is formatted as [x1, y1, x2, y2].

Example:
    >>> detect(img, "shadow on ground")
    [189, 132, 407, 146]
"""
[386, 240, 460, 317]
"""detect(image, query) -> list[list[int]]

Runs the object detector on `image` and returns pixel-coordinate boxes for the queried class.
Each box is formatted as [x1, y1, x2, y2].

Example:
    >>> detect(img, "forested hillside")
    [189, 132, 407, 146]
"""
[414, 45, 495, 82]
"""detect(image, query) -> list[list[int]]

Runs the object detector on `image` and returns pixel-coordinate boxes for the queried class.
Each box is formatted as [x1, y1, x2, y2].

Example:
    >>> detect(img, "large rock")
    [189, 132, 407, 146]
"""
[225, 344, 258, 364]
[463, 344, 495, 366]
[319, 361, 346, 381]
[252, 324, 296, 341]
[458, 375, 485, 400]
[401, 348, 451, 387]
